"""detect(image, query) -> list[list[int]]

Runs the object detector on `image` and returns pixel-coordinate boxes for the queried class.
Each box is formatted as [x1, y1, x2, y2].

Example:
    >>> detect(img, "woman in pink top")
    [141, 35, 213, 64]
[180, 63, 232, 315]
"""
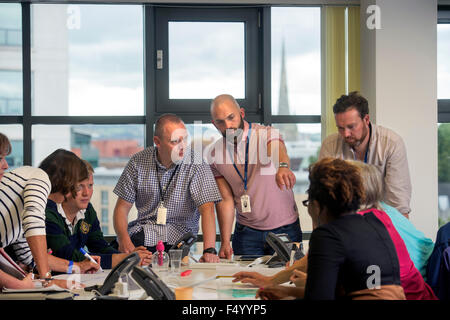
[352, 161, 437, 300]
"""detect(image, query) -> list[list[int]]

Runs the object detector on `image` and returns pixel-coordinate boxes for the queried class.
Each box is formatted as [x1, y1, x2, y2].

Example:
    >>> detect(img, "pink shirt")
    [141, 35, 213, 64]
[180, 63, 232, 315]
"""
[208, 121, 299, 230]
[358, 208, 437, 300]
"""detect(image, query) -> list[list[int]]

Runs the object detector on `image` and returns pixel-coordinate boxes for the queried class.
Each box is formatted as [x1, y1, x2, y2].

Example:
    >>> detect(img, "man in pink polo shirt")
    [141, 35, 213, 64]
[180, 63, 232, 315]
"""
[207, 94, 302, 258]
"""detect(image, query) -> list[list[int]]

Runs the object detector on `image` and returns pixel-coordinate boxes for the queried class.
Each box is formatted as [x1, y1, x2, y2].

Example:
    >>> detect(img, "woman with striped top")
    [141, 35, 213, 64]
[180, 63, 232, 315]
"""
[1, 133, 92, 289]
[0, 133, 51, 288]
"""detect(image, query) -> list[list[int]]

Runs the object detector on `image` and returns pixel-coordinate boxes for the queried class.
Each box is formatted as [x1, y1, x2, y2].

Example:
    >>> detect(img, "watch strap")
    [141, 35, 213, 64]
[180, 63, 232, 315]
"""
[203, 247, 217, 255]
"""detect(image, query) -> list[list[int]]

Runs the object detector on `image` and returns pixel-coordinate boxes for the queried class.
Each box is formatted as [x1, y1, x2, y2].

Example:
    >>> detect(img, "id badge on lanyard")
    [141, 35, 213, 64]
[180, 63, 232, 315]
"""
[155, 162, 179, 225]
[230, 123, 252, 214]
[156, 202, 167, 225]
[241, 194, 251, 213]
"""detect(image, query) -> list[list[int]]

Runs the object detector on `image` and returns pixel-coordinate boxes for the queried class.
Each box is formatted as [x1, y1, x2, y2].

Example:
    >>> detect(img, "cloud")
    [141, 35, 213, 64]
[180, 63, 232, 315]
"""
[272, 52, 321, 115]
[68, 78, 143, 116]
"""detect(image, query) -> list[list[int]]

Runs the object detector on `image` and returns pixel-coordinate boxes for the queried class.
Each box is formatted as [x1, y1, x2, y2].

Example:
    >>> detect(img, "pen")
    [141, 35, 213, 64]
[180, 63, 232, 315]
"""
[79, 248, 103, 272]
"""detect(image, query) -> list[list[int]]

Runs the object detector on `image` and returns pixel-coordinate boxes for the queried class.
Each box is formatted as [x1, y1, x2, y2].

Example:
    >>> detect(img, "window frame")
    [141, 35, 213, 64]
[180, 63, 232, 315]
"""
[438, 6, 450, 123]
[152, 6, 261, 114]
[2, 2, 323, 240]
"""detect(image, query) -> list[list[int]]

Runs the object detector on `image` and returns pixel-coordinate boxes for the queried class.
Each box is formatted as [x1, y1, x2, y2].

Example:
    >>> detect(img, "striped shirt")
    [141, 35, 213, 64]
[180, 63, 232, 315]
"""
[114, 146, 222, 247]
[0, 166, 51, 266]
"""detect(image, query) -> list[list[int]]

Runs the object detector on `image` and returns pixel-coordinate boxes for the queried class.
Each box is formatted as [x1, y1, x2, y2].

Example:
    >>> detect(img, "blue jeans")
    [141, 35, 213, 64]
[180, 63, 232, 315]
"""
[232, 219, 302, 256]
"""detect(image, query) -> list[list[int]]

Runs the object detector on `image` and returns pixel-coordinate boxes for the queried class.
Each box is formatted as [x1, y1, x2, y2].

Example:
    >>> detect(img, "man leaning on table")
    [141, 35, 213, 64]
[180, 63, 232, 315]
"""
[318, 91, 412, 218]
[207, 94, 302, 259]
[112, 113, 223, 263]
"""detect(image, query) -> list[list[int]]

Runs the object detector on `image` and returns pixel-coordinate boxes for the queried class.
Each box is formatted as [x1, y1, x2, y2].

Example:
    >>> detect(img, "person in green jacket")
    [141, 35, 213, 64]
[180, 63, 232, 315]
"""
[45, 160, 152, 270]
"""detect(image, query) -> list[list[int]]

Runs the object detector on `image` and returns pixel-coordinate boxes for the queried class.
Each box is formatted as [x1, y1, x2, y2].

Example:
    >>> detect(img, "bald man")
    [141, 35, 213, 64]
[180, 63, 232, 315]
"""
[207, 94, 302, 258]
[113, 114, 222, 262]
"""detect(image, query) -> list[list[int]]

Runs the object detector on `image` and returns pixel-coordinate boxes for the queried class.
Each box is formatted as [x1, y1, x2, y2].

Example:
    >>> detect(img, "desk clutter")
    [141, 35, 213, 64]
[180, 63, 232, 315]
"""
[0, 232, 301, 300]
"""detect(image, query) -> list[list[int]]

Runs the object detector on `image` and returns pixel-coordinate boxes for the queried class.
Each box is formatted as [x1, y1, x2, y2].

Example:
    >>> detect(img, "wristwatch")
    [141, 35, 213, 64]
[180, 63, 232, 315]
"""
[203, 247, 217, 255]
[279, 162, 289, 168]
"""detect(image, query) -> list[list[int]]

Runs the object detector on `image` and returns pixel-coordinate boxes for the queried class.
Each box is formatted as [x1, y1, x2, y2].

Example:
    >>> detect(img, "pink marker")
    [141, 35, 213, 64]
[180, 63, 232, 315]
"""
[181, 270, 192, 277]
[156, 240, 164, 266]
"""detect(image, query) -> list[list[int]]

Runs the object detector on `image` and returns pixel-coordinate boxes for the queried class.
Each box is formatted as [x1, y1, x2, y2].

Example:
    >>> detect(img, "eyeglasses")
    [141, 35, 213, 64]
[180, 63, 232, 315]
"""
[302, 199, 310, 207]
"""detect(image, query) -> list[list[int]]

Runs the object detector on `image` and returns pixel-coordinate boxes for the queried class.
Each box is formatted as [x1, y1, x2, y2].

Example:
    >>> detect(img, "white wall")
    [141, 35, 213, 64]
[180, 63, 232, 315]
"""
[360, 0, 438, 239]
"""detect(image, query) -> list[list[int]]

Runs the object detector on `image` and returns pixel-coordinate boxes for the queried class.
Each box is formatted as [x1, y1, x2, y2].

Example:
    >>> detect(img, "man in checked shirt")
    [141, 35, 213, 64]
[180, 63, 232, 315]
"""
[113, 114, 223, 262]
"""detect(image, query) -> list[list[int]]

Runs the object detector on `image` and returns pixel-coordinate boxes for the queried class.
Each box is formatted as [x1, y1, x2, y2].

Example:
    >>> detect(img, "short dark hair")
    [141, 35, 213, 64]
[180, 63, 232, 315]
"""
[154, 113, 184, 138]
[332, 91, 369, 119]
[0, 132, 12, 156]
[308, 157, 365, 217]
[39, 149, 89, 198]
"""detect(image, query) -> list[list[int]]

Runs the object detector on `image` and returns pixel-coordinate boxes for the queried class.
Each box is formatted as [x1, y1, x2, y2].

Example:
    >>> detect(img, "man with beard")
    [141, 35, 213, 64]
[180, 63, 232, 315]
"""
[319, 91, 412, 218]
[207, 94, 302, 258]
[113, 114, 222, 262]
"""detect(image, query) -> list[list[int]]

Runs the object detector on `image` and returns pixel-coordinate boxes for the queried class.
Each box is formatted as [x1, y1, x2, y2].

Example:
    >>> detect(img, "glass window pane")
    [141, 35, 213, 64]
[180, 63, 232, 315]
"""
[438, 24, 450, 99]
[272, 123, 321, 233]
[31, 4, 144, 116]
[271, 7, 321, 115]
[438, 123, 450, 227]
[0, 125, 23, 169]
[185, 122, 222, 156]
[169, 22, 245, 99]
[0, 71, 22, 115]
[0, 3, 22, 116]
[33, 124, 145, 235]
[0, 3, 22, 46]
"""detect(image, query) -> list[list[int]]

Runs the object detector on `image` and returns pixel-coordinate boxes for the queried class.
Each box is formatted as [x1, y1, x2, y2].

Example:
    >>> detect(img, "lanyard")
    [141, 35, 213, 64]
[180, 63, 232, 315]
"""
[353, 143, 369, 163]
[353, 124, 371, 163]
[155, 161, 179, 204]
[228, 122, 252, 191]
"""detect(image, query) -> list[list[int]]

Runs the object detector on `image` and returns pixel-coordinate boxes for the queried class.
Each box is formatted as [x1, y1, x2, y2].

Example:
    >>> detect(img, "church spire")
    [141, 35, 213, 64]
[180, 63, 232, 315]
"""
[278, 38, 290, 115]
[277, 38, 298, 141]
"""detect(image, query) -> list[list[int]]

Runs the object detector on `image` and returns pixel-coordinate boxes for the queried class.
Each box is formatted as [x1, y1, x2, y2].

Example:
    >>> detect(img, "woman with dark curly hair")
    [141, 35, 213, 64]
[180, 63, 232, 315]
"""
[303, 157, 405, 300]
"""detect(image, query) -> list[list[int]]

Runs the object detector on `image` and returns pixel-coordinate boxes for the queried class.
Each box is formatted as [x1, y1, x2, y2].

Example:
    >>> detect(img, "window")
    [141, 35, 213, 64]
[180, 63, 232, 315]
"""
[0, 3, 22, 116]
[438, 8, 450, 227]
[168, 22, 245, 99]
[101, 190, 109, 206]
[271, 7, 321, 116]
[101, 208, 109, 234]
[0, 71, 22, 115]
[153, 7, 261, 114]
[0, 3, 21, 46]
[0, 124, 23, 169]
[31, 4, 144, 116]
[2, 3, 325, 239]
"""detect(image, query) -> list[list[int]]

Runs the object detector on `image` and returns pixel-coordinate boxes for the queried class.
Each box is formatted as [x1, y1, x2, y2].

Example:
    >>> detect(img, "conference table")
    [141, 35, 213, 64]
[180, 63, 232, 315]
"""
[0, 257, 287, 301]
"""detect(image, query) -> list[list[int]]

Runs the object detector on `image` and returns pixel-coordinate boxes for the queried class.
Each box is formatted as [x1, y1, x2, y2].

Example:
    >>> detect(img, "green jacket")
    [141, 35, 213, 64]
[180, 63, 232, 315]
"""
[45, 199, 118, 269]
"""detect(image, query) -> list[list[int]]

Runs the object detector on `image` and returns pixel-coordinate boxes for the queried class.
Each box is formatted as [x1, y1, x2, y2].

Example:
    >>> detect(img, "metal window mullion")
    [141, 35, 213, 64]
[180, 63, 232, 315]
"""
[271, 115, 321, 124]
[29, 116, 146, 125]
[438, 99, 450, 123]
[144, 4, 156, 147]
[21, 3, 32, 166]
[320, 5, 327, 142]
[261, 6, 272, 127]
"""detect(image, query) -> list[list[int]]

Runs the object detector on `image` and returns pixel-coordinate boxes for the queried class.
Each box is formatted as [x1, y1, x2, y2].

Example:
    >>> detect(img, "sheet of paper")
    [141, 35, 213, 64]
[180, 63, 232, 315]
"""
[2, 284, 66, 293]
[53, 270, 109, 287]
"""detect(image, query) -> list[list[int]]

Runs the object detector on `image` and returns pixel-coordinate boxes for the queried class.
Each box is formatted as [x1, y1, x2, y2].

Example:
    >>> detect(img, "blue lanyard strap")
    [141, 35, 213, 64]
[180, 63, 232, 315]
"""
[229, 123, 252, 191]
[364, 123, 372, 163]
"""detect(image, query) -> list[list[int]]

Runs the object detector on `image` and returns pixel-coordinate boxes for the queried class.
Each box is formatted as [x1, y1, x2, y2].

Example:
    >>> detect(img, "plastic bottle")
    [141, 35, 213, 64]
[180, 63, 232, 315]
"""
[152, 240, 169, 273]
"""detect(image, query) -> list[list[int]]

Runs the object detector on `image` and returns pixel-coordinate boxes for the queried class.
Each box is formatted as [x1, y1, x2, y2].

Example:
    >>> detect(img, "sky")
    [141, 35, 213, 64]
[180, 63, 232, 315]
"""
[438, 24, 450, 99]
[62, 5, 322, 119]
[1, 4, 449, 120]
